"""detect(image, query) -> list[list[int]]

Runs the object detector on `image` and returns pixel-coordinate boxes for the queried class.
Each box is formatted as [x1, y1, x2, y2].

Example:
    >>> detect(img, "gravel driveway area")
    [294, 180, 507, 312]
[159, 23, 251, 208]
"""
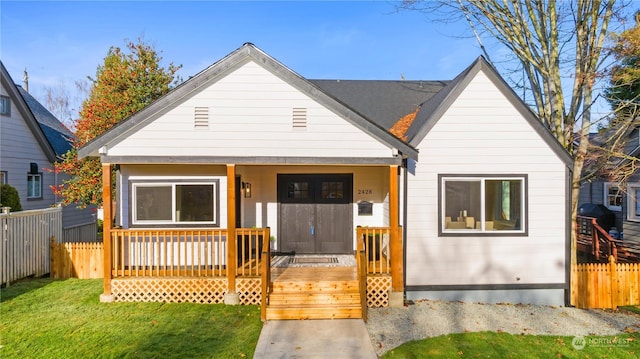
[366, 300, 640, 356]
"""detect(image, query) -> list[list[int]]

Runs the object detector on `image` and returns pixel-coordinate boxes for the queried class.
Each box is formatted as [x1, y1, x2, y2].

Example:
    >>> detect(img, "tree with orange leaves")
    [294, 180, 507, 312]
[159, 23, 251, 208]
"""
[52, 39, 181, 207]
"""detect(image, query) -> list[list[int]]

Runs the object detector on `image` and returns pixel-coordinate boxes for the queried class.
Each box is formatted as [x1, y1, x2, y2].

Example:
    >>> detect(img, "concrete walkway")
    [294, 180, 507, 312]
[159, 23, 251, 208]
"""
[253, 319, 377, 359]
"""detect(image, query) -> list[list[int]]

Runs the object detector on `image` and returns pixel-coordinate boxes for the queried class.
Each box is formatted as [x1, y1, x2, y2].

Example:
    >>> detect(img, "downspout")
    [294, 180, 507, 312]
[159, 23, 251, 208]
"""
[402, 158, 408, 300]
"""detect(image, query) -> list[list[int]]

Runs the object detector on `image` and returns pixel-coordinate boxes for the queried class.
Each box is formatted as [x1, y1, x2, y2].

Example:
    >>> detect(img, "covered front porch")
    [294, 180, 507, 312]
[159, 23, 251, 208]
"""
[99, 163, 404, 320]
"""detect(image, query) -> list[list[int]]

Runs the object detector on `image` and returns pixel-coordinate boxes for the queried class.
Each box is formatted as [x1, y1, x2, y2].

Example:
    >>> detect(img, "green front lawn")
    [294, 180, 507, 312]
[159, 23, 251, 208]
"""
[0, 279, 262, 358]
[382, 331, 638, 358]
[2, 278, 638, 358]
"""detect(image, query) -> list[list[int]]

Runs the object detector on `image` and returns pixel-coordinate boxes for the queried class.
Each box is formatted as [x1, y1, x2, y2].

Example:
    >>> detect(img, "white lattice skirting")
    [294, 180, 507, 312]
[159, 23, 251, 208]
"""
[111, 277, 262, 305]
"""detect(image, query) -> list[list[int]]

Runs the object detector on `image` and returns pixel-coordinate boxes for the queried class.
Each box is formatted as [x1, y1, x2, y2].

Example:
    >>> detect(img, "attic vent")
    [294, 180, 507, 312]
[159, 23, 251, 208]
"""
[194, 107, 209, 129]
[292, 108, 307, 131]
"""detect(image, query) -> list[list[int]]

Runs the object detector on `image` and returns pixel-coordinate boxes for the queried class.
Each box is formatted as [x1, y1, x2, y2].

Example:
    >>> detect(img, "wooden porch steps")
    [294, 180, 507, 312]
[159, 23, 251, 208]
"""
[266, 267, 362, 320]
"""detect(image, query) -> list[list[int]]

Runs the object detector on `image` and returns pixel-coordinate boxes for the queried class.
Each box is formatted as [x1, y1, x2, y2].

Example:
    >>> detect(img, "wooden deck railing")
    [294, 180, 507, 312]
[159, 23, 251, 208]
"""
[577, 216, 640, 263]
[356, 226, 392, 274]
[110, 228, 270, 278]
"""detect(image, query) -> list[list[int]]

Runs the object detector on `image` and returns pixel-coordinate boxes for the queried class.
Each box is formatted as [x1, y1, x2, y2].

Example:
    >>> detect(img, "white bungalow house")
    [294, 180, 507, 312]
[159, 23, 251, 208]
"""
[78, 43, 572, 317]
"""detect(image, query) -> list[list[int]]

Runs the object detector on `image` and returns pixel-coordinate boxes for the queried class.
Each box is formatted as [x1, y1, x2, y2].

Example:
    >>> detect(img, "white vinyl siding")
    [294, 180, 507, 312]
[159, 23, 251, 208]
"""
[405, 71, 567, 287]
[106, 61, 394, 159]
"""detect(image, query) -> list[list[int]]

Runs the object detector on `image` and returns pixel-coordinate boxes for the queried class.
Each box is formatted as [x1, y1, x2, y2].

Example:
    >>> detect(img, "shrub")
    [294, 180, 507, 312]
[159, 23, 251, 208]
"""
[0, 184, 22, 211]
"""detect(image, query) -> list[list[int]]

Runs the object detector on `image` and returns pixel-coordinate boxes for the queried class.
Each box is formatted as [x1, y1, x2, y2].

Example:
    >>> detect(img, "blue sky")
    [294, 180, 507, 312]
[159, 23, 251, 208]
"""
[1, 1, 490, 111]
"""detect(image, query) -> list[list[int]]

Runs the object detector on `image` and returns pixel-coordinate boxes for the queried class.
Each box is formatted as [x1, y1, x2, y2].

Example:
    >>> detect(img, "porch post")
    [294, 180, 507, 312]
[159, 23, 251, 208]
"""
[100, 163, 114, 302]
[389, 165, 404, 306]
[225, 164, 239, 304]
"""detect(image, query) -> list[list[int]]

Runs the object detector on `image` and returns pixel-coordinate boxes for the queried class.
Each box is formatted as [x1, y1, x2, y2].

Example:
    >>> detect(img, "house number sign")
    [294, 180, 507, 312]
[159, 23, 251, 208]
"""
[357, 189, 373, 195]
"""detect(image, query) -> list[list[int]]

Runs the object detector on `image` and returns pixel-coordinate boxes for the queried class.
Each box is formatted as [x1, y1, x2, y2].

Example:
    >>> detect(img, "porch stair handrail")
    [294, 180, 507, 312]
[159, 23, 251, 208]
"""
[260, 228, 271, 321]
[356, 229, 368, 322]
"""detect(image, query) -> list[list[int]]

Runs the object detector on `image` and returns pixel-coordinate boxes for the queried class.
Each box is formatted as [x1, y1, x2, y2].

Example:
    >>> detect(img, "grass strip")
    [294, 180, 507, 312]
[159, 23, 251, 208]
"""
[1, 278, 262, 358]
[382, 331, 638, 358]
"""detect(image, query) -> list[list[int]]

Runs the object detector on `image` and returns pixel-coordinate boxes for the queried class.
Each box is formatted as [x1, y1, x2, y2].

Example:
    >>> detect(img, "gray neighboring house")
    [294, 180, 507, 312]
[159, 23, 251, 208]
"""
[1, 61, 96, 235]
[578, 125, 640, 242]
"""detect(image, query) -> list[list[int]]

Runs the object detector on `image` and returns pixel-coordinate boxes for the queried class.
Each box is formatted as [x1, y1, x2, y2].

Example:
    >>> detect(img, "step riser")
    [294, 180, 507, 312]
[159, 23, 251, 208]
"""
[269, 293, 360, 306]
[272, 281, 359, 292]
[266, 307, 362, 320]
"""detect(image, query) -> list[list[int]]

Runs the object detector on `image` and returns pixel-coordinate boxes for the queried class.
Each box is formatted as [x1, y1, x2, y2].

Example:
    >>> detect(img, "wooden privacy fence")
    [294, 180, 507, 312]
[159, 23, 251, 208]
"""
[0, 207, 62, 286]
[572, 256, 640, 309]
[50, 238, 103, 279]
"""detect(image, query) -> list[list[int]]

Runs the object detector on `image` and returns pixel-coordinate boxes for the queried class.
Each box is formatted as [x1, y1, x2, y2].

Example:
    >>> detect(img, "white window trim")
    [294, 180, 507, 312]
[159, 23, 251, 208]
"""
[131, 178, 219, 226]
[0, 95, 10, 116]
[627, 183, 640, 222]
[27, 173, 42, 199]
[604, 182, 623, 212]
[439, 175, 527, 235]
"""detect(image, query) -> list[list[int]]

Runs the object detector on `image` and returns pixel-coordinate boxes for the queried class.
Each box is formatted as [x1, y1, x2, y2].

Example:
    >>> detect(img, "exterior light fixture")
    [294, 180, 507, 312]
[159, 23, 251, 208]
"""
[242, 182, 252, 198]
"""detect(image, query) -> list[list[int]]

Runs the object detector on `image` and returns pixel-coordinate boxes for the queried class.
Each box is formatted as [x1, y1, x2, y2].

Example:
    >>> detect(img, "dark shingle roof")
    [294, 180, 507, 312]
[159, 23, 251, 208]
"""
[17, 86, 74, 156]
[310, 80, 448, 130]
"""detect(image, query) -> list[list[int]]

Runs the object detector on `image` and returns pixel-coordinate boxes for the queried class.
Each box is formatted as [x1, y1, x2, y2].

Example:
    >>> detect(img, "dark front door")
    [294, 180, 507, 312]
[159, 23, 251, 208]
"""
[278, 174, 353, 254]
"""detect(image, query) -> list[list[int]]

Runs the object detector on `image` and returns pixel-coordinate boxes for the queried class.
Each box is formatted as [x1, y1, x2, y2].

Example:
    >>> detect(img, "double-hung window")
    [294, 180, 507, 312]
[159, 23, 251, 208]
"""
[604, 182, 623, 211]
[0, 96, 10, 116]
[439, 174, 527, 235]
[628, 183, 640, 222]
[27, 173, 42, 199]
[132, 179, 219, 226]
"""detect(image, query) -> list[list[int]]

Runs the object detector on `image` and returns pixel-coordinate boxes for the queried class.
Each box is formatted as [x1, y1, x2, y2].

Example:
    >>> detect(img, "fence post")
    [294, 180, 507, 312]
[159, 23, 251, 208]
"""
[609, 255, 618, 309]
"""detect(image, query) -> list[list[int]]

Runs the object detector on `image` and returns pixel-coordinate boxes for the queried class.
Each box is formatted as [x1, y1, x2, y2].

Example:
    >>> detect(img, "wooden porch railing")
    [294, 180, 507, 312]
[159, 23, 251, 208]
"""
[110, 228, 270, 278]
[356, 226, 392, 274]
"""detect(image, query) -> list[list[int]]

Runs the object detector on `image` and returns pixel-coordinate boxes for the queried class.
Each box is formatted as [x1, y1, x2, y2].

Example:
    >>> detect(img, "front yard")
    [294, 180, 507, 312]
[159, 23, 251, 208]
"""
[2, 278, 638, 358]
[0, 279, 262, 358]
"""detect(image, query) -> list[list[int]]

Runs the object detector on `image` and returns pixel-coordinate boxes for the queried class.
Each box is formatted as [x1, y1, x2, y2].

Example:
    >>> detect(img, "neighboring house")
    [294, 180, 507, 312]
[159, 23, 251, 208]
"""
[578, 126, 640, 241]
[79, 43, 572, 307]
[0, 61, 95, 236]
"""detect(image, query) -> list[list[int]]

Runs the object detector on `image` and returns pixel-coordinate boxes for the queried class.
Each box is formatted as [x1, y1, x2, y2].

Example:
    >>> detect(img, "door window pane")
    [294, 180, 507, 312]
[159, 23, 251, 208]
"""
[321, 181, 344, 199]
[287, 182, 309, 199]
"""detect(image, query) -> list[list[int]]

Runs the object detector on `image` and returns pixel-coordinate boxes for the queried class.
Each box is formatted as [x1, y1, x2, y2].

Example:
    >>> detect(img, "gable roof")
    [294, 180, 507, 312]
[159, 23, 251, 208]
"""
[0, 61, 59, 162]
[405, 56, 573, 167]
[78, 43, 419, 160]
